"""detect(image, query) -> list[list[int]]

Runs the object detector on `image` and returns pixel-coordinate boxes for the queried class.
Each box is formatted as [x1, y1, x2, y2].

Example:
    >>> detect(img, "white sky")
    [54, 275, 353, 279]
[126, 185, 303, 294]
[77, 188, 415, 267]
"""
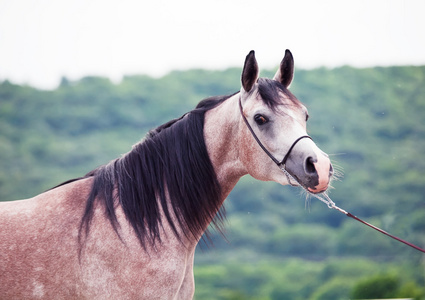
[0, 0, 424, 89]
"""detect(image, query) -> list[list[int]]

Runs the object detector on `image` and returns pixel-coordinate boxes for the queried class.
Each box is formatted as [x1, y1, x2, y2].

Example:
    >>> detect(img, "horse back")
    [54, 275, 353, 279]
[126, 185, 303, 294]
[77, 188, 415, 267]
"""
[0, 178, 91, 298]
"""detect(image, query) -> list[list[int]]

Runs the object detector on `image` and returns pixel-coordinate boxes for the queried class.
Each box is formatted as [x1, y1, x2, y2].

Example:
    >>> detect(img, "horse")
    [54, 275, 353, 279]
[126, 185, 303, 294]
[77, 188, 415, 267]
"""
[0, 50, 333, 299]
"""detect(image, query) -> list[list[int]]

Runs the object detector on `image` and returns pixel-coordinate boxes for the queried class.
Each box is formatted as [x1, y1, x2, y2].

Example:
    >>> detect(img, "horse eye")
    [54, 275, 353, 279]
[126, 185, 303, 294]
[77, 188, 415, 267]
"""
[254, 114, 268, 125]
[306, 113, 309, 122]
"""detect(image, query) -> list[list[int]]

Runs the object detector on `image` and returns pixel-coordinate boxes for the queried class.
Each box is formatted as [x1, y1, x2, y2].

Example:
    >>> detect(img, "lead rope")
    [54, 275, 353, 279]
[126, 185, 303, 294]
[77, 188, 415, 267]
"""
[280, 156, 425, 254]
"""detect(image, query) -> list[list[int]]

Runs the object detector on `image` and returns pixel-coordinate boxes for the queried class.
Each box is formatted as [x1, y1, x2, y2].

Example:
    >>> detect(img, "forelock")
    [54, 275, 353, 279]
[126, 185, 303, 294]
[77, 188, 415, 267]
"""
[256, 78, 300, 110]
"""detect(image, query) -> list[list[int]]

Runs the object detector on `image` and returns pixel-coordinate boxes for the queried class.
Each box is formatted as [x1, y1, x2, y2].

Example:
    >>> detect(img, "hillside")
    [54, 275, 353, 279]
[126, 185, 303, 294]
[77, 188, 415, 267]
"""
[1, 65, 424, 299]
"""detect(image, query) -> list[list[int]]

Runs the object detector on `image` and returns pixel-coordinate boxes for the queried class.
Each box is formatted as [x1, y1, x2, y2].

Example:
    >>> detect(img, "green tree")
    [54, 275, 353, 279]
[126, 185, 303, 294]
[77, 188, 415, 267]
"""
[351, 273, 400, 299]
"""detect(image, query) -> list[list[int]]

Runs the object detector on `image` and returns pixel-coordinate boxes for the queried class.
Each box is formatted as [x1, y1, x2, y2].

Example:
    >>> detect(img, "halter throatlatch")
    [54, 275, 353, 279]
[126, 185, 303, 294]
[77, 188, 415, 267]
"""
[238, 97, 311, 170]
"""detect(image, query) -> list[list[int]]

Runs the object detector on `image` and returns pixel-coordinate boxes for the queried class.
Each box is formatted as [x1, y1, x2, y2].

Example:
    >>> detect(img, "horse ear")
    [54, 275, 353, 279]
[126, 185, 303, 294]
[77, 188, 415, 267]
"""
[273, 49, 294, 88]
[241, 50, 259, 92]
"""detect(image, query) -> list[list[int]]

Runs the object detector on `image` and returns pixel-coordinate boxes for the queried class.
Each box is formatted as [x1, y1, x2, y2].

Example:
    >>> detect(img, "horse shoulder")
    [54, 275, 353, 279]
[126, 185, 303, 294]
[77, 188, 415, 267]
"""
[78, 203, 197, 299]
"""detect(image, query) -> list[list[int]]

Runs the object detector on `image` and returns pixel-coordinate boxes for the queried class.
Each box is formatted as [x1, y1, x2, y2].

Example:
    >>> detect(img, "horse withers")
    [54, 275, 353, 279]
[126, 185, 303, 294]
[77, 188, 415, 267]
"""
[0, 50, 332, 299]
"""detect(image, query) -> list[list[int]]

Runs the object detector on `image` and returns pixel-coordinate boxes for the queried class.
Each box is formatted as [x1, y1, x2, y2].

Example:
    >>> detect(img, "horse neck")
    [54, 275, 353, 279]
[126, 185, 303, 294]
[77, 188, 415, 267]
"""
[204, 93, 247, 200]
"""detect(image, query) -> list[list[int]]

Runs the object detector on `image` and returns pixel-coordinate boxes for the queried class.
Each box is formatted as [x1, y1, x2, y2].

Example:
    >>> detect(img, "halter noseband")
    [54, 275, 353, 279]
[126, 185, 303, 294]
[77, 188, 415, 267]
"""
[238, 97, 312, 168]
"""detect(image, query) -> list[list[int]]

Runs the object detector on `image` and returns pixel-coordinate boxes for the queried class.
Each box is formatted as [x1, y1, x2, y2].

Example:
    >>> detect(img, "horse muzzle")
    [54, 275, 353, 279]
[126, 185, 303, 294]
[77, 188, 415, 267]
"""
[286, 150, 333, 194]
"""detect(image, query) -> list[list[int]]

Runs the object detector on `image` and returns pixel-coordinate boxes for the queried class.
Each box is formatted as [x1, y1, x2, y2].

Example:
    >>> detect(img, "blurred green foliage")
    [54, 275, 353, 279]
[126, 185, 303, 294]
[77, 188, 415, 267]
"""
[351, 272, 425, 300]
[1, 65, 424, 299]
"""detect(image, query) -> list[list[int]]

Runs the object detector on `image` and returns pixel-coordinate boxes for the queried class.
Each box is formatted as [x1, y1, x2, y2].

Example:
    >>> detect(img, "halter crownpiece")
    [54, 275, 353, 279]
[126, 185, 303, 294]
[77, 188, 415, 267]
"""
[238, 97, 311, 168]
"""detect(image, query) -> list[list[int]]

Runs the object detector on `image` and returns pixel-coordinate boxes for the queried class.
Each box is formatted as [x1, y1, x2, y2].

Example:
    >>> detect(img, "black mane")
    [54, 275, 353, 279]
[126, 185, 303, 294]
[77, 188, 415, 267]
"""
[79, 93, 234, 248]
[56, 79, 297, 249]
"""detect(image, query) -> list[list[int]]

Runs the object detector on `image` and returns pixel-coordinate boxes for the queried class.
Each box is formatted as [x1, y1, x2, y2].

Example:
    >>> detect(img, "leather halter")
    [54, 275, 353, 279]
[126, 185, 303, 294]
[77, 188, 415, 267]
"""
[238, 97, 312, 168]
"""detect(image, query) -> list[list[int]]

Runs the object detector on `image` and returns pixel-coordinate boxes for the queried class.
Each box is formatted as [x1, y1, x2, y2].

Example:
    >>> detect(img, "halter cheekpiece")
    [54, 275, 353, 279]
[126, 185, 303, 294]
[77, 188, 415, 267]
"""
[238, 96, 312, 168]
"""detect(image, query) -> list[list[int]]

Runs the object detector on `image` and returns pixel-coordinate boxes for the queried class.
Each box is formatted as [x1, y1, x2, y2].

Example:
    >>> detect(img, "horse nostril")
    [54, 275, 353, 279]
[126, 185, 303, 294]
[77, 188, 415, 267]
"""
[305, 156, 316, 175]
[329, 164, 334, 177]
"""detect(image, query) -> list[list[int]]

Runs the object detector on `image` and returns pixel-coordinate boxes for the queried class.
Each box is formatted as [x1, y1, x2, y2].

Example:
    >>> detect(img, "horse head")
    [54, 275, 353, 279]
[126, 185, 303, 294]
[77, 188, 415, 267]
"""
[238, 50, 333, 194]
